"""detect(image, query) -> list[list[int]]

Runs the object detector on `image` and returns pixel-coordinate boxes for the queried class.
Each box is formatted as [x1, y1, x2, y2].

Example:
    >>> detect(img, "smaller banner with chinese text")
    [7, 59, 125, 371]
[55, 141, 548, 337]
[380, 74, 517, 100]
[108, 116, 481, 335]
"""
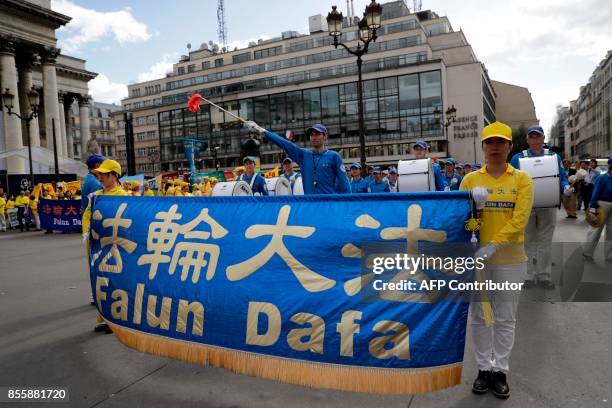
[40, 198, 82, 232]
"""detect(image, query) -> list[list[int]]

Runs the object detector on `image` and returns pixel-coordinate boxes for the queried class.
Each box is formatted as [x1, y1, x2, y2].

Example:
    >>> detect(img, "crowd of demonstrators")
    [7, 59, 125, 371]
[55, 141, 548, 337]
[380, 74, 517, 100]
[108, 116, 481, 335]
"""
[583, 157, 612, 261]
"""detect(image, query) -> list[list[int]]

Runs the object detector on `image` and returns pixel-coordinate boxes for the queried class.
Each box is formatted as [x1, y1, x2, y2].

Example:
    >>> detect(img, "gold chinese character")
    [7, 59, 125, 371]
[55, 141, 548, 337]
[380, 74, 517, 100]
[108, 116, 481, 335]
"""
[98, 203, 137, 273]
[226, 205, 335, 292]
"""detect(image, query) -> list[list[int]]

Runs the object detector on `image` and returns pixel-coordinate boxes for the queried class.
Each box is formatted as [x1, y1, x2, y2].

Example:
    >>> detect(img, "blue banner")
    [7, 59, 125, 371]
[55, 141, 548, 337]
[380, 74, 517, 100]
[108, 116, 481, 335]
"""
[40, 198, 82, 232]
[89, 192, 472, 394]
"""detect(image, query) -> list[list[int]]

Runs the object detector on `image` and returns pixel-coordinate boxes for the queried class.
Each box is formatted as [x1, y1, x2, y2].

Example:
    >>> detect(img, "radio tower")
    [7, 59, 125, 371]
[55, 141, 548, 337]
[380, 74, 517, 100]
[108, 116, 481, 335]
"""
[217, 0, 228, 51]
[413, 0, 422, 12]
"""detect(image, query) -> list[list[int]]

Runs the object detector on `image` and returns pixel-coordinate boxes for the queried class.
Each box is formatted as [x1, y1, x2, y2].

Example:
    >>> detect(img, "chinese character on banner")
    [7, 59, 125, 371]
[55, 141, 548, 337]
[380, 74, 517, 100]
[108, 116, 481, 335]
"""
[42, 205, 52, 215]
[65, 205, 78, 216]
[94, 203, 138, 273]
[138, 204, 228, 283]
[226, 205, 336, 293]
[53, 205, 63, 216]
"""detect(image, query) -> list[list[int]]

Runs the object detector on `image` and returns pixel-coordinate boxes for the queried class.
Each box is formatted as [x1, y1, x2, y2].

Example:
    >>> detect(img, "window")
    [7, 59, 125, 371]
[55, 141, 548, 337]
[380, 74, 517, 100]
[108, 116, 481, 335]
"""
[177, 66, 185, 75]
[232, 52, 251, 64]
[214, 58, 224, 67]
[254, 96, 270, 128]
[399, 74, 420, 115]
[254, 46, 282, 60]
[202, 61, 210, 70]
[321, 85, 340, 124]
[419, 71, 442, 114]
[269, 93, 286, 128]
[286, 91, 303, 125]
[303, 88, 321, 122]
[188, 64, 195, 73]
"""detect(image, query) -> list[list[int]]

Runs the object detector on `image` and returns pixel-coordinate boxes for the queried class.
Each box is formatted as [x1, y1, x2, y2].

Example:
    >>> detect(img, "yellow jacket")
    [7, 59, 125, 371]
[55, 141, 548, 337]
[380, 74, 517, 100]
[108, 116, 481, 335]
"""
[6, 200, 15, 209]
[15, 196, 29, 207]
[29, 199, 38, 214]
[460, 164, 534, 264]
[144, 189, 155, 197]
[0, 197, 5, 213]
[82, 185, 128, 234]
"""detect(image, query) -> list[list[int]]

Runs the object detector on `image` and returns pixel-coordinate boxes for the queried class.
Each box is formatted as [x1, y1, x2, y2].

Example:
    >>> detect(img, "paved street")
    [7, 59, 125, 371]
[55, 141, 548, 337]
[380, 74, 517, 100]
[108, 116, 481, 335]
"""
[0, 209, 610, 408]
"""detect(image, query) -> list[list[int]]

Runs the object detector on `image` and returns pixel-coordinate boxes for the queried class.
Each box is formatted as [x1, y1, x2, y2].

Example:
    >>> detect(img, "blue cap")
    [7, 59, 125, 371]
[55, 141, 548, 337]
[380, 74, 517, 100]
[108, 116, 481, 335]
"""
[456, 163, 464, 169]
[372, 166, 382, 173]
[463, 162, 472, 168]
[527, 125, 545, 136]
[243, 156, 257, 163]
[86, 154, 105, 169]
[473, 163, 482, 169]
[282, 157, 293, 164]
[608, 157, 612, 165]
[389, 166, 397, 174]
[306, 123, 328, 135]
[445, 158, 456, 165]
[350, 162, 362, 170]
[414, 140, 428, 149]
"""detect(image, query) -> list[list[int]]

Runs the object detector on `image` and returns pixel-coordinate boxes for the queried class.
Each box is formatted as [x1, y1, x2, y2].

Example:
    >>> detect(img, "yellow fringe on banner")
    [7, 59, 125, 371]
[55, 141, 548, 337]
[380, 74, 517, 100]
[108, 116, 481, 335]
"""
[107, 321, 463, 394]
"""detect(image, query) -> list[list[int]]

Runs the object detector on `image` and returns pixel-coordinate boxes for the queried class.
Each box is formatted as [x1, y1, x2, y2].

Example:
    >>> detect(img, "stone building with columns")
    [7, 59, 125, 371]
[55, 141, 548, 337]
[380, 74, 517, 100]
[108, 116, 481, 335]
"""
[0, 0, 97, 174]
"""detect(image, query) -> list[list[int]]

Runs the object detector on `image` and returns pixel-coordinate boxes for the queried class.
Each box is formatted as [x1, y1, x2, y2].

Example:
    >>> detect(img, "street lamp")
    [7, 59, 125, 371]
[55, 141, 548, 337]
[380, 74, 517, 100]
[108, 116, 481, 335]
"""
[327, 0, 383, 170]
[2, 87, 40, 184]
[434, 104, 457, 136]
[210, 144, 221, 172]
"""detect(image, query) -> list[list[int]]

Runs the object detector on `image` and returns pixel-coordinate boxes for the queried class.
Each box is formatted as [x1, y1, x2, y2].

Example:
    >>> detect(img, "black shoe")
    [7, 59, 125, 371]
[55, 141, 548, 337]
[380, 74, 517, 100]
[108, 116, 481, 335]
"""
[538, 280, 555, 290]
[523, 279, 535, 289]
[94, 323, 112, 334]
[491, 371, 510, 399]
[471, 370, 491, 394]
[566, 215, 577, 219]
[44, 230, 52, 234]
[583, 253, 594, 261]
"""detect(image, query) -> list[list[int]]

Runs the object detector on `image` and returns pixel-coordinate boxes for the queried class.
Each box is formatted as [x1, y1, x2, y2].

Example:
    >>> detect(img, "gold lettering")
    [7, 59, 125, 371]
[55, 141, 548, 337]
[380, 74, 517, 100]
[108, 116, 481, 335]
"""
[133, 283, 144, 324]
[110, 289, 129, 321]
[245, 301, 281, 346]
[336, 310, 362, 357]
[95, 277, 109, 310]
[176, 299, 204, 336]
[368, 320, 410, 360]
[146, 294, 172, 330]
[287, 312, 325, 354]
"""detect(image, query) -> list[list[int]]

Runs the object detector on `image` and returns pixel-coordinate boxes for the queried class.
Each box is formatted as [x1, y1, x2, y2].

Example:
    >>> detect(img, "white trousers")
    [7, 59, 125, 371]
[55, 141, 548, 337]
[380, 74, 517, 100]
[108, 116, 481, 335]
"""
[583, 201, 612, 260]
[0, 213, 5, 231]
[471, 262, 526, 373]
[525, 208, 557, 281]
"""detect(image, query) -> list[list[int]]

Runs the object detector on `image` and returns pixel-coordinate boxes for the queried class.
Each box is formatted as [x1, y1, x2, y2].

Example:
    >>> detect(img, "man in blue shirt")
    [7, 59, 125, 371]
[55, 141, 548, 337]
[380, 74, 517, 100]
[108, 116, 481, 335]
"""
[583, 157, 612, 261]
[246, 121, 350, 194]
[81, 154, 105, 212]
[410, 140, 445, 191]
[440, 158, 462, 191]
[281, 157, 300, 190]
[349, 162, 368, 193]
[239, 156, 268, 196]
[510, 125, 572, 289]
[388, 166, 398, 192]
[368, 167, 390, 193]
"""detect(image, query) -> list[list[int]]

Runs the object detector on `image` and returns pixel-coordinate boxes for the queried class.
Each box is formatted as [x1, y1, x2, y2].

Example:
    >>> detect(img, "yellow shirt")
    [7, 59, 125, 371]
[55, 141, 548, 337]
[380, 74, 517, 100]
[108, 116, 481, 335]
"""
[15, 196, 29, 207]
[82, 185, 129, 234]
[6, 200, 15, 209]
[460, 164, 534, 265]
[144, 189, 154, 196]
[174, 189, 184, 197]
[0, 197, 5, 213]
[29, 199, 38, 214]
[165, 186, 175, 196]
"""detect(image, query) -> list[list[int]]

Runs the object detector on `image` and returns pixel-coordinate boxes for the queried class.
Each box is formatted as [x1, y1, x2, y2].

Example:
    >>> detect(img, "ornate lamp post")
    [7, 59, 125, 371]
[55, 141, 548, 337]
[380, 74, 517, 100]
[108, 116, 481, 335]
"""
[434, 104, 457, 139]
[327, 0, 383, 169]
[2, 87, 40, 184]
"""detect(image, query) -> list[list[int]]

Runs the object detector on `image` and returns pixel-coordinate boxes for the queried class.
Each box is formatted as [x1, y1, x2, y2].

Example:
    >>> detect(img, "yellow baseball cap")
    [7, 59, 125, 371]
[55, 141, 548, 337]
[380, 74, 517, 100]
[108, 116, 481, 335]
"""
[93, 159, 122, 176]
[482, 121, 512, 142]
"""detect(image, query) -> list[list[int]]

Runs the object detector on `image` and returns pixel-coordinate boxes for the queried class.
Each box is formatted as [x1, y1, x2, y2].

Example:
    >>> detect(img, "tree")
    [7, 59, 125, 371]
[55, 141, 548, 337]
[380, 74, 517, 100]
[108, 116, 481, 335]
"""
[511, 123, 527, 157]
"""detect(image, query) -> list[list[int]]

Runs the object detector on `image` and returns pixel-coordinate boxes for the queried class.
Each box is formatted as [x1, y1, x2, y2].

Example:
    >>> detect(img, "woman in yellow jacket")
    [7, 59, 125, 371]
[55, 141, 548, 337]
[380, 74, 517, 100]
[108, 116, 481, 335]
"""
[82, 159, 128, 334]
[460, 121, 534, 399]
[29, 195, 40, 230]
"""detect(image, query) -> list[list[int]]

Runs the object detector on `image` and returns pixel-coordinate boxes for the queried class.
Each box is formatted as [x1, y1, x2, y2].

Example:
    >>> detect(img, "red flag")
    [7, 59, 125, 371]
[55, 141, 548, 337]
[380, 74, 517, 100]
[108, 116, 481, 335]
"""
[285, 130, 293, 141]
[187, 93, 203, 113]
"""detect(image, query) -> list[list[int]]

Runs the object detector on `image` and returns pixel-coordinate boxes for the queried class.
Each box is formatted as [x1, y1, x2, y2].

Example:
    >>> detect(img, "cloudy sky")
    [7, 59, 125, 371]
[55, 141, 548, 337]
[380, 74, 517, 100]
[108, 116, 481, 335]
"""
[51, 0, 611, 133]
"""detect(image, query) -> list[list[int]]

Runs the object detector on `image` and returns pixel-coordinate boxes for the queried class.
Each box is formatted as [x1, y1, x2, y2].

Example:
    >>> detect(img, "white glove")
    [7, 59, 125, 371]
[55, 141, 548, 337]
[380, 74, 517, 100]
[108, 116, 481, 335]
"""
[443, 186, 451, 192]
[244, 120, 266, 134]
[475, 243, 497, 261]
[563, 186, 574, 197]
[471, 187, 489, 210]
[82, 232, 89, 244]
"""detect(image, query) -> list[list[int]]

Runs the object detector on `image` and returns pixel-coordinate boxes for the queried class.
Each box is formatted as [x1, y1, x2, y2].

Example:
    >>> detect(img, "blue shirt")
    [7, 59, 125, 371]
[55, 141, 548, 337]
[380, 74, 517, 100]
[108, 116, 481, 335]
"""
[81, 173, 102, 212]
[263, 130, 351, 194]
[350, 178, 369, 193]
[510, 149, 569, 191]
[240, 173, 269, 196]
[432, 162, 446, 191]
[439, 171, 462, 191]
[589, 172, 612, 208]
[368, 180, 391, 193]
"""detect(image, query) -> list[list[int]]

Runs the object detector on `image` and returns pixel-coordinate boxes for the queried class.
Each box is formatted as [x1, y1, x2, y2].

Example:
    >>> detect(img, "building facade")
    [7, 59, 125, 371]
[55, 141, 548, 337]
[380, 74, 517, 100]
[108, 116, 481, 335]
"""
[548, 105, 569, 155]
[113, 108, 161, 175]
[68, 101, 120, 159]
[491, 80, 538, 131]
[566, 50, 611, 159]
[116, 1, 526, 172]
[0, 0, 97, 173]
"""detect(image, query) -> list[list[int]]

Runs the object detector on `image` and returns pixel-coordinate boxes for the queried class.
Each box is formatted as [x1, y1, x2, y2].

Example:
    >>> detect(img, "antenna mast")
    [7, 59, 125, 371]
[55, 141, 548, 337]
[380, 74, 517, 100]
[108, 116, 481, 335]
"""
[217, 0, 228, 50]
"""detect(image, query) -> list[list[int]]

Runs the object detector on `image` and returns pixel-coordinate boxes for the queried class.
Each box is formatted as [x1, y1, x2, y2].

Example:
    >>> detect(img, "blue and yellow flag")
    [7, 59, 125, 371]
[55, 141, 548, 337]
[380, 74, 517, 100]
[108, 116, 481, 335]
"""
[89, 192, 472, 394]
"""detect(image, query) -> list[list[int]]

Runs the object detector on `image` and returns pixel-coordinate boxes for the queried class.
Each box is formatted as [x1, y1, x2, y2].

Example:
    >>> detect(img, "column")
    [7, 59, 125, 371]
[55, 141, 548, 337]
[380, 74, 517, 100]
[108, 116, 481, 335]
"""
[0, 35, 24, 173]
[17, 53, 40, 149]
[64, 94, 74, 158]
[40, 46, 63, 158]
[78, 95, 91, 160]
[57, 91, 68, 158]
